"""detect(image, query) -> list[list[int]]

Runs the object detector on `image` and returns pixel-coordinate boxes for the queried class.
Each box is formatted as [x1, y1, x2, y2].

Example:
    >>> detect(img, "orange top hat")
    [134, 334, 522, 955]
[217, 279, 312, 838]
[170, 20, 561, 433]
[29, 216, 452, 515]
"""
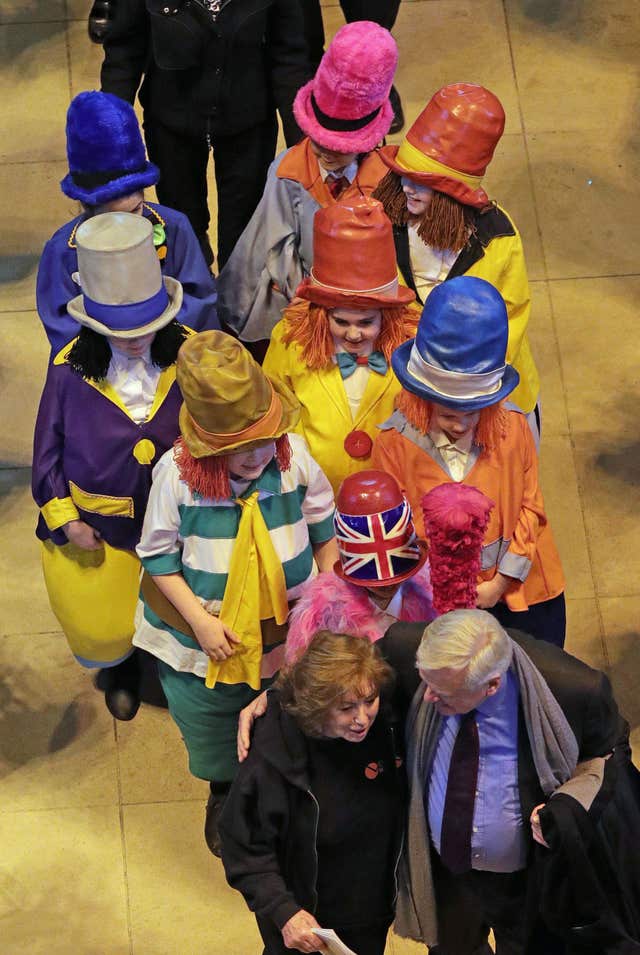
[380, 83, 505, 208]
[296, 198, 415, 309]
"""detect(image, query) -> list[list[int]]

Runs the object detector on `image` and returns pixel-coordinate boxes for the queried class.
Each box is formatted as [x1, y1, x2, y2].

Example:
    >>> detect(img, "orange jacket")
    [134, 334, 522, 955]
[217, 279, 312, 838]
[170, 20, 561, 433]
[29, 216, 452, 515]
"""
[372, 410, 564, 610]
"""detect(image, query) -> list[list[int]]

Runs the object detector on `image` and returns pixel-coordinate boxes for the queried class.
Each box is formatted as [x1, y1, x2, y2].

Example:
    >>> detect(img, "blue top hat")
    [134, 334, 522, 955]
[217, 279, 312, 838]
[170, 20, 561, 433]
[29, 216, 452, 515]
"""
[60, 91, 159, 206]
[391, 276, 520, 410]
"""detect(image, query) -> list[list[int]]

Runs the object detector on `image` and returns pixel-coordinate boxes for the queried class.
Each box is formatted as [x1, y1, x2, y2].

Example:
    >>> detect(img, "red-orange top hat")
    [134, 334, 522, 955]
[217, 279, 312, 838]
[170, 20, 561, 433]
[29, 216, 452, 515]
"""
[380, 83, 505, 208]
[296, 198, 415, 309]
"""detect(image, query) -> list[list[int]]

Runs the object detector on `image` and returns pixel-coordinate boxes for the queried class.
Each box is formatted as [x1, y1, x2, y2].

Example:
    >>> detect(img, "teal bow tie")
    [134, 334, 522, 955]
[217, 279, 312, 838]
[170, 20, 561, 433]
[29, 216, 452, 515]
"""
[336, 350, 388, 379]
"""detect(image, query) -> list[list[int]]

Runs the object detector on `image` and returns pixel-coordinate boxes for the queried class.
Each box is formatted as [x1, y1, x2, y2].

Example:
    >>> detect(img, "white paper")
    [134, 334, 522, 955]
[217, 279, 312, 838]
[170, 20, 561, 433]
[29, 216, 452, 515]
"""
[311, 927, 359, 955]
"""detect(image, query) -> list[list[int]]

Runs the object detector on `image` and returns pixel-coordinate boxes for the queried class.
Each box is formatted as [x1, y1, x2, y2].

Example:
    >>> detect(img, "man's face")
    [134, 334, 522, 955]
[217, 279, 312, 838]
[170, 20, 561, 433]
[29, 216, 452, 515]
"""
[418, 665, 501, 716]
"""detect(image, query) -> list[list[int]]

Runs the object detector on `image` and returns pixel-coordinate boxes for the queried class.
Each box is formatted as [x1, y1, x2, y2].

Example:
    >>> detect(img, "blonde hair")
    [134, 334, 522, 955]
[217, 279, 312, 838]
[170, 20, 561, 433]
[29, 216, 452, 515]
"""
[277, 630, 393, 737]
[416, 609, 512, 689]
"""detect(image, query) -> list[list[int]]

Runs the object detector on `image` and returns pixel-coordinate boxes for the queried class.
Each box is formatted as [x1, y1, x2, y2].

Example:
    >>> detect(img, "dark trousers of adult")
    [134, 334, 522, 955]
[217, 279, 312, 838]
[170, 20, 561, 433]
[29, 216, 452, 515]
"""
[144, 115, 278, 270]
[429, 850, 565, 955]
[301, 0, 401, 66]
[488, 592, 567, 649]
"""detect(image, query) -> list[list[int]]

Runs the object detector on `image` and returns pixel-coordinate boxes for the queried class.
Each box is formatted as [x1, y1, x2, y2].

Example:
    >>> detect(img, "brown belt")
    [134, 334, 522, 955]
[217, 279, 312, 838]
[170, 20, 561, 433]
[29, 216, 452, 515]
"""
[140, 571, 290, 648]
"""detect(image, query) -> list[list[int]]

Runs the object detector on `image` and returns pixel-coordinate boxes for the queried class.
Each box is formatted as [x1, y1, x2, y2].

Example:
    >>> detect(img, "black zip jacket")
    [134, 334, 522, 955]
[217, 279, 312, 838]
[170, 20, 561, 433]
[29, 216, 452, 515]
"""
[218, 692, 405, 952]
[100, 0, 311, 143]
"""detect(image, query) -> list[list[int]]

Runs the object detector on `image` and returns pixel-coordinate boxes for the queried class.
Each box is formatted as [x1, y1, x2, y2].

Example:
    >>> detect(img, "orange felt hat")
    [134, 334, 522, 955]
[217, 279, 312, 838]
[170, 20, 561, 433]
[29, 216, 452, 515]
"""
[380, 83, 505, 208]
[296, 198, 415, 309]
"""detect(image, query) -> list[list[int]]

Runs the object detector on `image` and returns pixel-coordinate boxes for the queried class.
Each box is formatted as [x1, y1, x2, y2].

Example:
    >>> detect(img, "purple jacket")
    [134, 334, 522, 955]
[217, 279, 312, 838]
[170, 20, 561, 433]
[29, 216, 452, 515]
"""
[32, 356, 182, 551]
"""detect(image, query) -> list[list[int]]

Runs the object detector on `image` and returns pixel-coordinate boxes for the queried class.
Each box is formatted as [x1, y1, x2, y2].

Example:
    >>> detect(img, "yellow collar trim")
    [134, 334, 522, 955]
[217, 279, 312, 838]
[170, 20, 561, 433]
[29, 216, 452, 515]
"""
[395, 139, 484, 188]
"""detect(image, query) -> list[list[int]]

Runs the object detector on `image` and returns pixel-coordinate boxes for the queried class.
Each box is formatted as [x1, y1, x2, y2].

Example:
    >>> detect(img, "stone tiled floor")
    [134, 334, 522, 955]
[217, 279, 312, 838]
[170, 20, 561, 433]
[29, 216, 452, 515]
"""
[1, 1, 638, 952]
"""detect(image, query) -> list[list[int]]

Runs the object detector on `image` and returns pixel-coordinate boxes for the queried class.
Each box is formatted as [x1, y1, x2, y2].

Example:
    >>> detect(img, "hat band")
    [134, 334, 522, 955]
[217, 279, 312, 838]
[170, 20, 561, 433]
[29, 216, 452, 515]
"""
[395, 139, 484, 188]
[407, 344, 505, 400]
[311, 93, 382, 132]
[309, 269, 399, 297]
[187, 384, 283, 454]
[71, 164, 147, 189]
[82, 284, 169, 331]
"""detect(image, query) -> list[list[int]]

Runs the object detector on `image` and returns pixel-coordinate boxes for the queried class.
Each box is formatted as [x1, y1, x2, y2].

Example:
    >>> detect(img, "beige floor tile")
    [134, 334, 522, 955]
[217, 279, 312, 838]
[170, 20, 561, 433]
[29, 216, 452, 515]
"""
[527, 131, 640, 279]
[0, 160, 74, 314]
[0, 629, 120, 810]
[1, 311, 49, 466]
[0, 805, 129, 955]
[387, 930, 426, 953]
[0, 24, 69, 163]
[0, 469, 60, 635]
[570, 437, 640, 598]
[505, 1, 639, 134]
[124, 800, 262, 955]
[537, 435, 595, 600]
[0, 0, 65, 22]
[564, 597, 607, 671]
[599, 596, 640, 739]
[117, 703, 207, 806]
[67, 18, 106, 97]
[391, 0, 520, 135]
[549, 275, 640, 437]
[528, 282, 568, 437]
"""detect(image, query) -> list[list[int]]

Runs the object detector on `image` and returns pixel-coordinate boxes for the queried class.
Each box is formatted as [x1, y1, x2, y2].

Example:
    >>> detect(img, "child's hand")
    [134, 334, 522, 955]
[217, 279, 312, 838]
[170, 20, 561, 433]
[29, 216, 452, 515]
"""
[476, 573, 510, 609]
[194, 614, 241, 662]
[63, 519, 103, 551]
[237, 690, 269, 762]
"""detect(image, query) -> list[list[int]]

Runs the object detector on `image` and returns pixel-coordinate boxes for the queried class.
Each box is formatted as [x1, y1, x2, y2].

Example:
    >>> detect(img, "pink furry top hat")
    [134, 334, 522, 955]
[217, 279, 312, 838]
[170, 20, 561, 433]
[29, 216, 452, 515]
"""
[294, 21, 398, 154]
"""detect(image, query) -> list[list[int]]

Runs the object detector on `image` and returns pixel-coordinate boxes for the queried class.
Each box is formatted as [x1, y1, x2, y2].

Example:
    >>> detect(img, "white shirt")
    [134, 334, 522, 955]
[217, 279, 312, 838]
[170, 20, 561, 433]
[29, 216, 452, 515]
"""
[429, 428, 475, 481]
[319, 160, 359, 184]
[333, 352, 371, 419]
[408, 224, 457, 301]
[106, 346, 161, 424]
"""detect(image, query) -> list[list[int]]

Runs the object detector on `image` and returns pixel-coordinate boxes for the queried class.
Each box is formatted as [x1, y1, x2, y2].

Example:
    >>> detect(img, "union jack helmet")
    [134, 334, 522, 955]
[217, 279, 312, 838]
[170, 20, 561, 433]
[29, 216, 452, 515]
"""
[334, 470, 427, 588]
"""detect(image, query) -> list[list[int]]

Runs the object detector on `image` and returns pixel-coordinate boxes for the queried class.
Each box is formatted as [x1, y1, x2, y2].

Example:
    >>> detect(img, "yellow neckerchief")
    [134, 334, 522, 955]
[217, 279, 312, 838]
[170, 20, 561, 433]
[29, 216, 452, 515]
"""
[205, 490, 289, 690]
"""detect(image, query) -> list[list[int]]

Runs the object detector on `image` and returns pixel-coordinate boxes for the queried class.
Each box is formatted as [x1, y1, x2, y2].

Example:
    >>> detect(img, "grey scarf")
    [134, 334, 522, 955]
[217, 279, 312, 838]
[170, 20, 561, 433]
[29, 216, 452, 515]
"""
[394, 639, 580, 945]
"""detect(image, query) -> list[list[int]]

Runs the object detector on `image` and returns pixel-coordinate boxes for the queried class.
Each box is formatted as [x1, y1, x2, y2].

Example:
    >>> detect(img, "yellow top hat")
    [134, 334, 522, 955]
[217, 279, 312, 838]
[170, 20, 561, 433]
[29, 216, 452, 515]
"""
[177, 331, 300, 458]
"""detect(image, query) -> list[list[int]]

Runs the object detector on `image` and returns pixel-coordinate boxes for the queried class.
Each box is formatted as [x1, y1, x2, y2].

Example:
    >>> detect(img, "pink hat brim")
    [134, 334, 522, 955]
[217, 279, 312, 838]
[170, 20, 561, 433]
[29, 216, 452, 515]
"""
[294, 81, 394, 155]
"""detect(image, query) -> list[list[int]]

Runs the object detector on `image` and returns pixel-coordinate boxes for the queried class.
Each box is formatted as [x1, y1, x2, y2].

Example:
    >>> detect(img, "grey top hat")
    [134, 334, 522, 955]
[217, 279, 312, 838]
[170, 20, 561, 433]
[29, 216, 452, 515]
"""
[66, 212, 182, 338]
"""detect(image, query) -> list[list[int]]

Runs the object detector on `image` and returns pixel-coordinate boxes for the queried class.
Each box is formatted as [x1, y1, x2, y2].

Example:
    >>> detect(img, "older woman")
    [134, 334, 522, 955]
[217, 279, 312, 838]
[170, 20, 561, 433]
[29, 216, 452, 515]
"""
[219, 631, 404, 955]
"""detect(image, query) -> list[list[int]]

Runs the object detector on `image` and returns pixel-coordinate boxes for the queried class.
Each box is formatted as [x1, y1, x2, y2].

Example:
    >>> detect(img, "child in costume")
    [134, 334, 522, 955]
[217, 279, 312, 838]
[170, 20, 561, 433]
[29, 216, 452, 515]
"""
[373, 83, 540, 440]
[37, 91, 218, 356]
[217, 21, 397, 351]
[132, 330, 337, 855]
[32, 212, 189, 721]
[263, 197, 417, 494]
[372, 275, 566, 646]
[285, 469, 435, 661]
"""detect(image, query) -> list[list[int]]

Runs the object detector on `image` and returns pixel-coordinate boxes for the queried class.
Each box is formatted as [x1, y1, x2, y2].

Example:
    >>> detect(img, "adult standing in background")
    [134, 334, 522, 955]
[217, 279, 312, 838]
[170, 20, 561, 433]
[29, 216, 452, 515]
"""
[300, 0, 404, 132]
[100, 0, 312, 269]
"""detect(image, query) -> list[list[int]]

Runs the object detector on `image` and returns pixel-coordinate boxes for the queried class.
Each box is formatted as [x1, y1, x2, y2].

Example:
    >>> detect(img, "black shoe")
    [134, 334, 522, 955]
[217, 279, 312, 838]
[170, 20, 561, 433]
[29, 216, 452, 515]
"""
[204, 788, 228, 857]
[104, 653, 141, 721]
[388, 85, 405, 135]
[88, 0, 112, 44]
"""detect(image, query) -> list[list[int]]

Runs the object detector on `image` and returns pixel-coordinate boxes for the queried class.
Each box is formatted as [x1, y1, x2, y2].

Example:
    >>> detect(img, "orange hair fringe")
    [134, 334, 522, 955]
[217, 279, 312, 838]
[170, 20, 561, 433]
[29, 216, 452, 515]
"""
[372, 170, 476, 253]
[395, 391, 507, 455]
[173, 434, 292, 499]
[282, 300, 418, 370]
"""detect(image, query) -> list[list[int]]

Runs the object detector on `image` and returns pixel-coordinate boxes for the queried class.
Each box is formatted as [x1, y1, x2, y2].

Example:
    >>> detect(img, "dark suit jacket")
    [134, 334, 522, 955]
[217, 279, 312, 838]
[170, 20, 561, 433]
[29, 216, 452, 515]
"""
[101, 0, 311, 143]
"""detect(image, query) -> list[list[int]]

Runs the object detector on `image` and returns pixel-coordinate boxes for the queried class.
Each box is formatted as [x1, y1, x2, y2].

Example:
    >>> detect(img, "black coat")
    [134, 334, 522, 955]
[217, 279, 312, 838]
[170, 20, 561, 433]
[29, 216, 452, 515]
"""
[218, 693, 405, 954]
[100, 0, 311, 143]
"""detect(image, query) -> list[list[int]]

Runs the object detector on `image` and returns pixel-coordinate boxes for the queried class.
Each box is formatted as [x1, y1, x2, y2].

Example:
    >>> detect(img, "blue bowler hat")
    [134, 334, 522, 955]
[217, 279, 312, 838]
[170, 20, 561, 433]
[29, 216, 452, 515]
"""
[60, 91, 159, 206]
[391, 276, 519, 410]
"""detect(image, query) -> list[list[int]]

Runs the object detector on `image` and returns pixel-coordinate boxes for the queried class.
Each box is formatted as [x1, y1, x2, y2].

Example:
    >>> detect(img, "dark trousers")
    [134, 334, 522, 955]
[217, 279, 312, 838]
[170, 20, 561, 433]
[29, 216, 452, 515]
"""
[301, 0, 401, 66]
[488, 592, 566, 649]
[144, 115, 278, 269]
[430, 851, 565, 955]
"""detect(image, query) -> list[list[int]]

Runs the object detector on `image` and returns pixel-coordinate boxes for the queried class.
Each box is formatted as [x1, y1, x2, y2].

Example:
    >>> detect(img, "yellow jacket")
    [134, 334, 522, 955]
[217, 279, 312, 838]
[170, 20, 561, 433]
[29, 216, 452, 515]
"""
[396, 205, 539, 413]
[263, 321, 403, 494]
